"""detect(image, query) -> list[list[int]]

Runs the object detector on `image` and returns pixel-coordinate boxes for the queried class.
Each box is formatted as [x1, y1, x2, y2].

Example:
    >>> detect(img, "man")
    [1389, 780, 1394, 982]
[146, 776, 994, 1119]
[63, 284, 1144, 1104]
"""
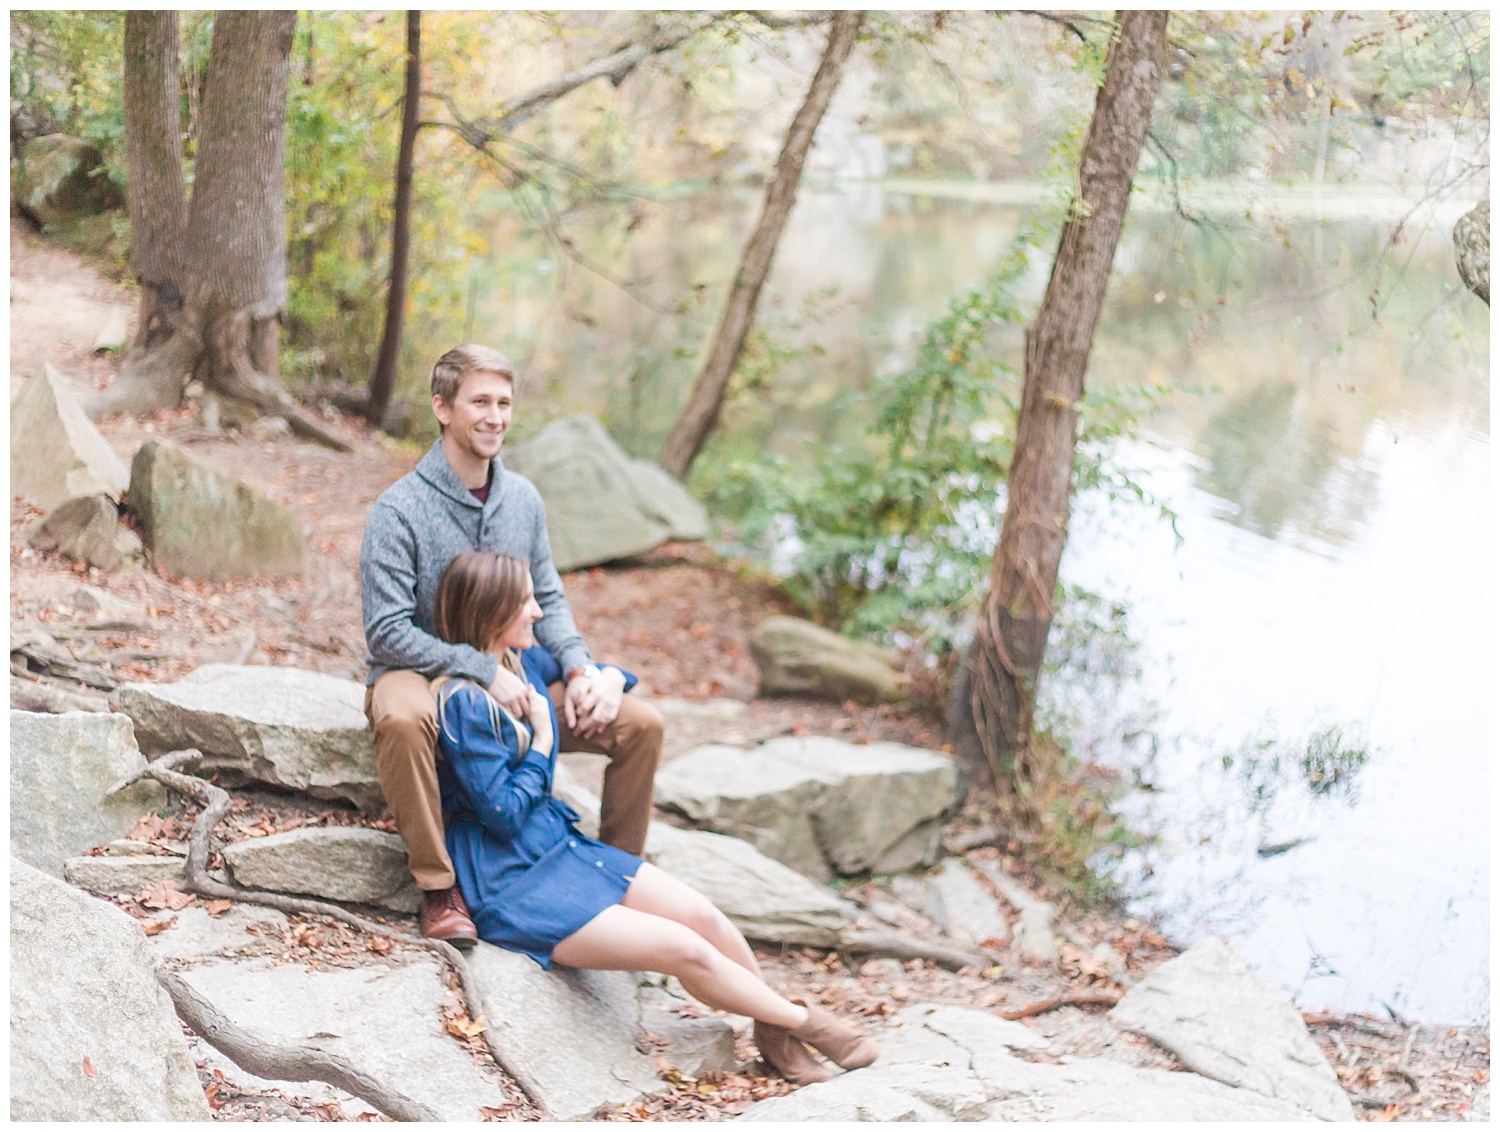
[360, 343, 663, 945]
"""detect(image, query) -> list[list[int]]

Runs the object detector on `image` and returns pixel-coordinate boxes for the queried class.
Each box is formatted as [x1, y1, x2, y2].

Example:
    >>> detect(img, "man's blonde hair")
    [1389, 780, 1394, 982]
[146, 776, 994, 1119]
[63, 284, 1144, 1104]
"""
[430, 344, 516, 404]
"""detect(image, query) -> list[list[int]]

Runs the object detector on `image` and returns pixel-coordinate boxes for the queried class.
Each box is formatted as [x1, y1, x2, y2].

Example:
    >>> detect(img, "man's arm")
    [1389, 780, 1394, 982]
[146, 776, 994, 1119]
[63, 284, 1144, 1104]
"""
[360, 502, 498, 686]
[524, 495, 591, 678]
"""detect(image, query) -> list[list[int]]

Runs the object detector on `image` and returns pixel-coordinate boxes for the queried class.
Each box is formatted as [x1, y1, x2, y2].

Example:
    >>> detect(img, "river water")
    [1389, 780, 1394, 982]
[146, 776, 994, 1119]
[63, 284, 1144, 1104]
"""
[489, 182, 1489, 1024]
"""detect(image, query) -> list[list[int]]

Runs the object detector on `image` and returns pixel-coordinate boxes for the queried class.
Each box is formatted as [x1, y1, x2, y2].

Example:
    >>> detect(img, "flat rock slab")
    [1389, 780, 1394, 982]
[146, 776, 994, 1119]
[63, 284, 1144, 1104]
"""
[115, 664, 381, 811]
[1111, 938, 1356, 1121]
[127, 439, 305, 582]
[738, 1003, 1315, 1122]
[146, 901, 292, 962]
[64, 852, 186, 895]
[645, 823, 853, 947]
[655, 736, 958, 880]
[750, 615, 904, 704]
[10, 710, 165, 876]
[503, 415, 709, 571]
[175, 950, 508, 1122]
[467, 943, 679, 1120]
[924, 858, 1010, 948]
[222, 827, 420, 912]
[11, 859, 210, 1121]
[970, 858, 1060, 964]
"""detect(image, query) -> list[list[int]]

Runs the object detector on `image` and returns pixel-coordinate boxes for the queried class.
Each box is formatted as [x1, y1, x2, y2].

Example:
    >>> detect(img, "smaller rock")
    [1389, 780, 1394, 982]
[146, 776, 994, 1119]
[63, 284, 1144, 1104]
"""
[10, 710, 165, 876]
[1110, 938, 1355, 1121]
[970, 858, 1059, 964]
[925, 858, 1010, 948]
[639, 983, 738, 1075]
[63, 853, 186, 895]
[127, 440, 305, 582]
[92, 307, 130, 353]
[28, 494, 136, 572]
[750, 616, 903, 704]
[222, 827, 419, 912]
[66, 583, 136, 618]
[9, 363, 130, 509]
[12, 134, 123, 225]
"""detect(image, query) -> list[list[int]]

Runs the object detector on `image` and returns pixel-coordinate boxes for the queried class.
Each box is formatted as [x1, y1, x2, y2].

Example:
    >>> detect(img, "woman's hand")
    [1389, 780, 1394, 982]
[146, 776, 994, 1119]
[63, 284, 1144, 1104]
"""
[564, 666, 628, 740]
[525, 688, 554, 752]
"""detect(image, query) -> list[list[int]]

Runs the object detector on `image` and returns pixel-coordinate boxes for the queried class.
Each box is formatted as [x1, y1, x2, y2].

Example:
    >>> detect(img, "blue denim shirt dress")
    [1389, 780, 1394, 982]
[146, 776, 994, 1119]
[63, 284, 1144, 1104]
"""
[434, 645, 642, 968]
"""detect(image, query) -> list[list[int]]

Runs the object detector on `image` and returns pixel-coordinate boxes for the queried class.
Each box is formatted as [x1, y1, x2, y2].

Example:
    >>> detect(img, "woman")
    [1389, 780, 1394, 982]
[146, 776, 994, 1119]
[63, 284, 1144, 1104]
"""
[429, 550, 878, 1086]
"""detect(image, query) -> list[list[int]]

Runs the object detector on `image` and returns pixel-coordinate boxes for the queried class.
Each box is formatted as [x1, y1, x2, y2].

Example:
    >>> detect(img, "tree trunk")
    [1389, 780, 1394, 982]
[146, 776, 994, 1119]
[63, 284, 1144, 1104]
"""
[958, 11, 1169, 792]
[657, 10, 863, 480]
[93, 11, 348, 449]
[368, 10, 421, 429]
[1454, 199, 1489, 305]
[121, 11, 189, 353]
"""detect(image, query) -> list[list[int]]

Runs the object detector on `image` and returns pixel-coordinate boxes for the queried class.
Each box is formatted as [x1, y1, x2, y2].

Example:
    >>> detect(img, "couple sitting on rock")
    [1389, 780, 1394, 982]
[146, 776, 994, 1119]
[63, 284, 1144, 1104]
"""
[359, 344, 876, 1084]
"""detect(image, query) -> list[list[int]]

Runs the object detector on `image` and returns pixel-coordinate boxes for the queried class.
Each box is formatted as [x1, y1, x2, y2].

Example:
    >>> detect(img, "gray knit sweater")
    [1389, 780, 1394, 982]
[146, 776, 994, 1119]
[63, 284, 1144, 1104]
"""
[359, 441, 590, 687]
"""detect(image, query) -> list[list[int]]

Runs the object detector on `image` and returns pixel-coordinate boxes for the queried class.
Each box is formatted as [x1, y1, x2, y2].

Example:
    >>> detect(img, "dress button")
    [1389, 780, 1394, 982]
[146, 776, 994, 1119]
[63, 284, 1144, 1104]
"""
[595, 861, 603, 867]
[568, 840, 576, 847]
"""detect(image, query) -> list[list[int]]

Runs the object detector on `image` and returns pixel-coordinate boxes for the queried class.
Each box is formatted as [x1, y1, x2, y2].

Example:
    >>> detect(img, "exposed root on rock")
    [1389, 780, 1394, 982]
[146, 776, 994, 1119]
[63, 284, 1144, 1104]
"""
[837, 927, 996, 973]
[110, 749, 552, 1118]
[999, 990, 1122, 1020]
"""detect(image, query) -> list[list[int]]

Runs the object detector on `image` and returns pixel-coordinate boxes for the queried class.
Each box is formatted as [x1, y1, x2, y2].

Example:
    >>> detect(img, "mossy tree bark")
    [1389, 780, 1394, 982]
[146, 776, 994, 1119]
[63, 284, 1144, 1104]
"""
[657, 10, 864, 481]
[99, 11, 348, 450]
[1454, 199, 1489, 305]
[957, 11, 1169, 794]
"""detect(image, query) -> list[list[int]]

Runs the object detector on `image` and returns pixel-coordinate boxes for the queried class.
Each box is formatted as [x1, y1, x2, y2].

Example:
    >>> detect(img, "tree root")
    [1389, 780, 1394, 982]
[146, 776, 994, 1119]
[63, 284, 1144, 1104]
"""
[158, 968, 441, 1122]
[85, 327, 203, 421]
[10, 673, 111, 713]
[836, 927, 997, 973]
[998, 990, 1121, 1020]
[109, 750, 552, 1118]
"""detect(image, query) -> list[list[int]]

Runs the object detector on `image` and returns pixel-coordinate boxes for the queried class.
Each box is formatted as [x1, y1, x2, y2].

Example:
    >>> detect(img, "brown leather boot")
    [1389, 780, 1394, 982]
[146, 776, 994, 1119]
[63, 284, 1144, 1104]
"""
[788, 999, 878, 1070]
[754, 1020, 834, 1086]
[420, 885, 478, 948]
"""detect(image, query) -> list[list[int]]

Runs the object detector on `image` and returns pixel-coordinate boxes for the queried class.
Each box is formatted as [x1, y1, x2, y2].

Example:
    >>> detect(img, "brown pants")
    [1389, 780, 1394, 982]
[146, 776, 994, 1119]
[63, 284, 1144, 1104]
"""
[365, 670, 664, 891]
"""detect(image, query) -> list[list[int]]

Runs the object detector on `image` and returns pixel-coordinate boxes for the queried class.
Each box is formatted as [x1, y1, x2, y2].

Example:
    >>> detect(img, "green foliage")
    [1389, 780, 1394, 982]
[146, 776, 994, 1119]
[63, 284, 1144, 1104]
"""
[1220, 720, 1376, 816]
[10, 11, 125, 186]
[695, 225, 1178, 656]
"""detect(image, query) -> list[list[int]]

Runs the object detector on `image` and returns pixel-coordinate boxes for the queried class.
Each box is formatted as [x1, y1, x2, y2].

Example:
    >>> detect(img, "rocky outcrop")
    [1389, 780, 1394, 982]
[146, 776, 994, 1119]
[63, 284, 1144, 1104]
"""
[11, 134, 123, 225]
[922, 858, 1010, 948]
[222, 827, 419, 912]
[10, 859, 210, 1121]
[1454, 199, 1489, 305]
[127, 440, 305, 582]
[750, 615, 904, 704]
[737, 1003, 1315, 1122]
[502, 416, 709, 571]
[28, 493, 142, 572]
[1111, 938, 1356, 1122]
[114, 665, 381, 811]
[9, 710, 165, 876]
[969, 858, 1060, 964]
[9, 363, 131, 509]
[654, 736, 959, 881]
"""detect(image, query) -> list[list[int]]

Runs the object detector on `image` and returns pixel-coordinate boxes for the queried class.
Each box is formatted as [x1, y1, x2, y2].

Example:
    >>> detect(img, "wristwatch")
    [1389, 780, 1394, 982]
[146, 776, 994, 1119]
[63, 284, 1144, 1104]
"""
[566, 664, 601, 683]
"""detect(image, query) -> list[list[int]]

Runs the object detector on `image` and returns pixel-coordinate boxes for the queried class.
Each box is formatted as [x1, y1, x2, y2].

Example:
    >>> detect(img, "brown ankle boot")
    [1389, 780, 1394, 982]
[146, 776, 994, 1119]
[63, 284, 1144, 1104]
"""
[754, 1020, 834, 1086]
[788, 1000, 878, 1070]
[420, 885, 478, 949]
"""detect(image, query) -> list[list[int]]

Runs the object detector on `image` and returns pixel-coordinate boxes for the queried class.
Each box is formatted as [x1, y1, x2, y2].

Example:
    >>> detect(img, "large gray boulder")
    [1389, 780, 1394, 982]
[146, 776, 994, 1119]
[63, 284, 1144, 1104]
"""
[10, 859, 210, 1121]
[969, 858, 1060, 964]
[12, 134, 123, 225]
[10, 710, 165, 876]
[9, 363, 131, 509]
[114, 664, 381, 811]
[750, 615, 904, 704]
[127, 439, 305, 581]
[468, 943, 734, 1120]
[222, 827, 420, 912]
[503, 415, 709, 571]
[1111, 938, 1356, 1121]
[738, 1003, 1315, 1122]
[655, 736, 959, 880]
[923, 857, 1010, 948]
[28, 493, 142, 572]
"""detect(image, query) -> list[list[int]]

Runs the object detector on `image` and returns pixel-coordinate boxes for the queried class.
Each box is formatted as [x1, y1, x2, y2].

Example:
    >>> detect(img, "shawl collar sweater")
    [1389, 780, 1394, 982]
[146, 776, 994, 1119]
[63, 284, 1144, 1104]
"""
[359, 441, 589, 687]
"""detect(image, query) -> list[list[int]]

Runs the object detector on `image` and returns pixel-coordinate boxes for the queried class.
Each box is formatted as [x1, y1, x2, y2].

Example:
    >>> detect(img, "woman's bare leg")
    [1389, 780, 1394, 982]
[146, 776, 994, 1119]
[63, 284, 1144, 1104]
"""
[619, 862, 761, 974]
[550, 903, 807, 1029]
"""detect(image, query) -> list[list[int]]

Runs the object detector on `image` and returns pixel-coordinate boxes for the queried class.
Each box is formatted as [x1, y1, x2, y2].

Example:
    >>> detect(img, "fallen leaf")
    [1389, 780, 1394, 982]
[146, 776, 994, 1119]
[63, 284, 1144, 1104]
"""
[367, 935, 394, 954]
[443, 1015, 486, 1040]
[140, 918, 174, 936]
[136, 881, 196, 911]
[82, 1056, 98, 1078]
[203, 900, 233, 917]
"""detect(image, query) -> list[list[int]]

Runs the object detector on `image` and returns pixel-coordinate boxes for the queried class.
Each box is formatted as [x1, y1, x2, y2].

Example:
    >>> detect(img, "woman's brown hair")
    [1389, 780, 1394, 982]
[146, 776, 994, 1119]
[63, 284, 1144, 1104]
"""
[433, 551, 530, 652]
